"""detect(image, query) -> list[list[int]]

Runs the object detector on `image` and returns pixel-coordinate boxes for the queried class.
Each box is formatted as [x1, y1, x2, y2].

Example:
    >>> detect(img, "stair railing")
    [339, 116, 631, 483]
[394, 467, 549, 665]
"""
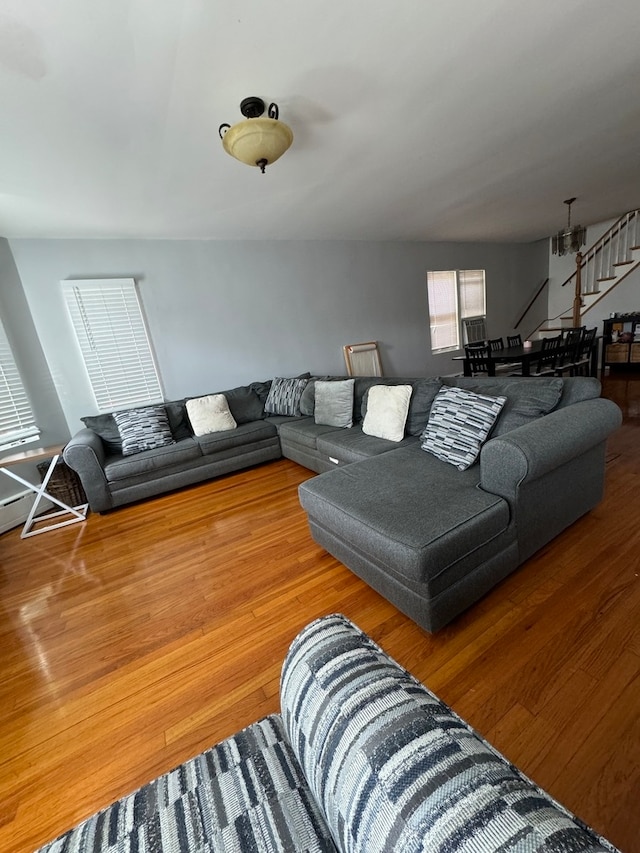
[562, 209, 639, 298]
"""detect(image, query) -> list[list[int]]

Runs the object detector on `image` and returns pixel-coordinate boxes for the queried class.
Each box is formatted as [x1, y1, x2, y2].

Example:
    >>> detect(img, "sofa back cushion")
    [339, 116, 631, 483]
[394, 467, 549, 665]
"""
[556, 376, 602, 408]
[444, 376, 563, 435]
[281, 614, 616, 853]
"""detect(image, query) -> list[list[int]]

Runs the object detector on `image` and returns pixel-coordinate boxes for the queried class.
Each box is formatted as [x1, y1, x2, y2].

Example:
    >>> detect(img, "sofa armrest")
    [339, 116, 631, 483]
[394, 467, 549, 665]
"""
[480, 398, 622, 496]
[63, 429, 113, 512]
[480, 398, 622, 560]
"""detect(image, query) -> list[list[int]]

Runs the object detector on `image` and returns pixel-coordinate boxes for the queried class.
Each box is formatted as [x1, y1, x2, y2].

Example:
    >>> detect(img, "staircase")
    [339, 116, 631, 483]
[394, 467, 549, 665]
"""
[537, 208, 640, 334]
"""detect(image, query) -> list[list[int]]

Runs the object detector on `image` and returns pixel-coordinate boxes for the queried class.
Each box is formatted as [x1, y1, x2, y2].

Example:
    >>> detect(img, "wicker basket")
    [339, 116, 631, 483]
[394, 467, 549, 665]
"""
[605, 343, 630, 364]
[37, 458, 87, 506]
[630, 343, 640, 363]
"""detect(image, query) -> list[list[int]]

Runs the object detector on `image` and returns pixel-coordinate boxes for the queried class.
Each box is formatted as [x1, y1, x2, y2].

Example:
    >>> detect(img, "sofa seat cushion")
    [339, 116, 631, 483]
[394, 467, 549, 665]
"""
[298, 445, 511, 594]
[197, 419, 278, 456]
[278, 417, 343, 450]
[316, 427, 419, 465]
[105, 438, 202, 482]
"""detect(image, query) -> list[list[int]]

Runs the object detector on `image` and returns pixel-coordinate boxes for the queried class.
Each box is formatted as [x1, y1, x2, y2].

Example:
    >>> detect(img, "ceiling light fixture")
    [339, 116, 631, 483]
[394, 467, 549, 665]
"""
[552, 197, 586, 256]
[219, 97, 293, 174]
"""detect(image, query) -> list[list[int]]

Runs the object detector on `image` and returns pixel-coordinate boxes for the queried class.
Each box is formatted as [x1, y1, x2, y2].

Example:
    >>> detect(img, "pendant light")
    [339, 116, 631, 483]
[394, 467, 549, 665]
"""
[219, 97, 293, 174]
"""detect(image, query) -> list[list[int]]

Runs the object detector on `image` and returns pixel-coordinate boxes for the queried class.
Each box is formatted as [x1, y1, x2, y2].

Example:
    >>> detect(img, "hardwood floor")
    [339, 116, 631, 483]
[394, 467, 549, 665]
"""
[1, 375, 639, 852]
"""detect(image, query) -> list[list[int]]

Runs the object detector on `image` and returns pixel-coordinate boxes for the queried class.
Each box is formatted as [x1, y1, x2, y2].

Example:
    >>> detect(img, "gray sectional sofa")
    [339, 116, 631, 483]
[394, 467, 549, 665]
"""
[64, 380, 280, 513]
[37, 614, 619, 852]
[64, 373, 622, 632]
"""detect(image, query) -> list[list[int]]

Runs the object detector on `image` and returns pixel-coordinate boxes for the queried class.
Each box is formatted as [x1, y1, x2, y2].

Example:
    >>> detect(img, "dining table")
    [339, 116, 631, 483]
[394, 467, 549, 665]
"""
[452, 338, 599, 378]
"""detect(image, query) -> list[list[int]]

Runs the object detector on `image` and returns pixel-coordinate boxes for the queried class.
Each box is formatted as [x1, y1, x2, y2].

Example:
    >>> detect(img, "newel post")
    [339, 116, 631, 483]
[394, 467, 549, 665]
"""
[572, 251, 583, 327]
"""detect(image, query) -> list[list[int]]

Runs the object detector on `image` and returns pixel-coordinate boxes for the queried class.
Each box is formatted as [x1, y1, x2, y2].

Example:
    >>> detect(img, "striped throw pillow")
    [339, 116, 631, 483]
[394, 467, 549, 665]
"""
[114, 405, 174, 456]
[264, 377, 309, 417]
[421, 385, 505, 470]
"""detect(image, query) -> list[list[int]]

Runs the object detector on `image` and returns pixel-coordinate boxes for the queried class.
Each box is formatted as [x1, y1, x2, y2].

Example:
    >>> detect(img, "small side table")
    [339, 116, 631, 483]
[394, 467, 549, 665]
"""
[0, 444, 88, 538]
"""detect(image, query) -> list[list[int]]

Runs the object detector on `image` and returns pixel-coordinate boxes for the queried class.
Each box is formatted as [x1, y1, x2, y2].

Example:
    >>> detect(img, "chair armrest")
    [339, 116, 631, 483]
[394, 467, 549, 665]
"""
[63, 429, 113, 512]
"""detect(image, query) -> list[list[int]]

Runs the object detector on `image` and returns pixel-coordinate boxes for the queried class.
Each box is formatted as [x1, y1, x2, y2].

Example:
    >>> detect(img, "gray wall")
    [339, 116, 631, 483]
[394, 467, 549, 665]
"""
[8, 238, 548, 435]
[0, 239, 69, 499]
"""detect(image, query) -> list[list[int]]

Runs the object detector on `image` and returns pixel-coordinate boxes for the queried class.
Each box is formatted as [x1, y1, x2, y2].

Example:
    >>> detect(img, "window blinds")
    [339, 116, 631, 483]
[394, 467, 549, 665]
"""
[0, 317, 39, 450]
[427, 270, 459, 351]
[458, 270, 486, 319]
[63, 279, 163, 412]
[426, 269, 486, 353]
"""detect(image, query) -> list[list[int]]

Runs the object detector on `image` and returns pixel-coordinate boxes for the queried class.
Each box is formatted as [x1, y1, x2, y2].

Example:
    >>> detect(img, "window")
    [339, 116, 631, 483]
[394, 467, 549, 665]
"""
[426, 269, 486, 353]
[0, 316, 39, 451]
[63, 279, 163, 412]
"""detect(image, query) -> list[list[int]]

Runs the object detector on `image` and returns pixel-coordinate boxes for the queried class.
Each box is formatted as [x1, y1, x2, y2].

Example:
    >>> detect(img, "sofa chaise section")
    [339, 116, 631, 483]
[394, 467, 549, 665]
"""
[298, 377, 622, 633]
[299, 445, 518, 633]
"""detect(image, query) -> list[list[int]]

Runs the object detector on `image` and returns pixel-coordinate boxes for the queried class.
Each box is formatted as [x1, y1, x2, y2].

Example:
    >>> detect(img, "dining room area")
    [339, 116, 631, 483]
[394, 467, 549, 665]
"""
[455, 326, 599, 379]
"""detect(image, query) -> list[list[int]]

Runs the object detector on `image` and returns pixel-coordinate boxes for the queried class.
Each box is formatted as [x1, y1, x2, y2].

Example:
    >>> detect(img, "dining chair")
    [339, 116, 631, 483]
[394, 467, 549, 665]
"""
[510, 335, 562, 377]
[507, 334, 522, 347]
[464, 344, 495, 376]
[488, 337, 519, 373]
[555, 328, 584, 376]
[531, 335, 563, 376]
[570, 327, 597, 376]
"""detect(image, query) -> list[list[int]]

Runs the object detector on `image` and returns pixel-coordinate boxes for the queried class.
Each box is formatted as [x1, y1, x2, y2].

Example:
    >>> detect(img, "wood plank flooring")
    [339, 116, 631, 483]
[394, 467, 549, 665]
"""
[1, 375, 639, 852]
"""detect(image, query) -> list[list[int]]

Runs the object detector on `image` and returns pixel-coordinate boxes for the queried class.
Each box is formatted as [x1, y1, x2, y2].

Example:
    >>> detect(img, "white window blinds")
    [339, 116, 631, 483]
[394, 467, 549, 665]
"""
[426, 269, 486, 353]
[459, 270, 486, 319]
[427, 270, 459, 352]
[63, 279, 163, 412]
[0, 316, 39, 450]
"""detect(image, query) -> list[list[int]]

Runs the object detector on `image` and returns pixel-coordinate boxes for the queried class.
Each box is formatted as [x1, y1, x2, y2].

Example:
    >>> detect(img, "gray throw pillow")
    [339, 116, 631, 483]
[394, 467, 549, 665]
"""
[421, 386, 506, 470]
[406, 378, 443, 435]
[314, 379, 355, 428]
[224, 387, 265, 423]
[299, 376, 338, 416]
[264, 377, 309, 417]
[81, 414, 122, 453]
[113, 405, 174, 456]
[164, 400, 192, 440]
[249, 380, 273, 406]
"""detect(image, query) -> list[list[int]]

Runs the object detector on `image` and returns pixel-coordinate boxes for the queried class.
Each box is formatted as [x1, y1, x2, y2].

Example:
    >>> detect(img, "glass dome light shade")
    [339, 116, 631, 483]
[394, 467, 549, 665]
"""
[222, 117, 293, 169]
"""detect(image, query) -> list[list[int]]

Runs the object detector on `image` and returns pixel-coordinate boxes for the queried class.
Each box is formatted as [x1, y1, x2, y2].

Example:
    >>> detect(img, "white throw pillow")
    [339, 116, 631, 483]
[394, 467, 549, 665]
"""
[186, 394, 237, 436]
[362, 384, 412, 442]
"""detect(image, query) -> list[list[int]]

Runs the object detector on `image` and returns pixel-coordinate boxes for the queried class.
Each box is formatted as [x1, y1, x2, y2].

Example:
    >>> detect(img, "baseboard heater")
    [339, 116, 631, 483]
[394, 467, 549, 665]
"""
[0, 490, 36, 535]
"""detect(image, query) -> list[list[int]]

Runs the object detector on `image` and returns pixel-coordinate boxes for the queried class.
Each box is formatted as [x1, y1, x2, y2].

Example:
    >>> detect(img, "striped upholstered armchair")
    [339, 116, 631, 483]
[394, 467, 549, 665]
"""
[38, 614, 618, 852]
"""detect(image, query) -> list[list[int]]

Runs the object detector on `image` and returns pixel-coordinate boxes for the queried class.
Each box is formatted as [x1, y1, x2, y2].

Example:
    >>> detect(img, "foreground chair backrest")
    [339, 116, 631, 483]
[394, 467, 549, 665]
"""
[37, 614, 620, 853]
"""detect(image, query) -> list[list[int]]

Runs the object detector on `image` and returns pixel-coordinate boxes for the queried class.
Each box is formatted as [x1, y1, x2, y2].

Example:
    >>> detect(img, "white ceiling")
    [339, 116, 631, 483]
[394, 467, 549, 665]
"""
[1, 0, 639, 242]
